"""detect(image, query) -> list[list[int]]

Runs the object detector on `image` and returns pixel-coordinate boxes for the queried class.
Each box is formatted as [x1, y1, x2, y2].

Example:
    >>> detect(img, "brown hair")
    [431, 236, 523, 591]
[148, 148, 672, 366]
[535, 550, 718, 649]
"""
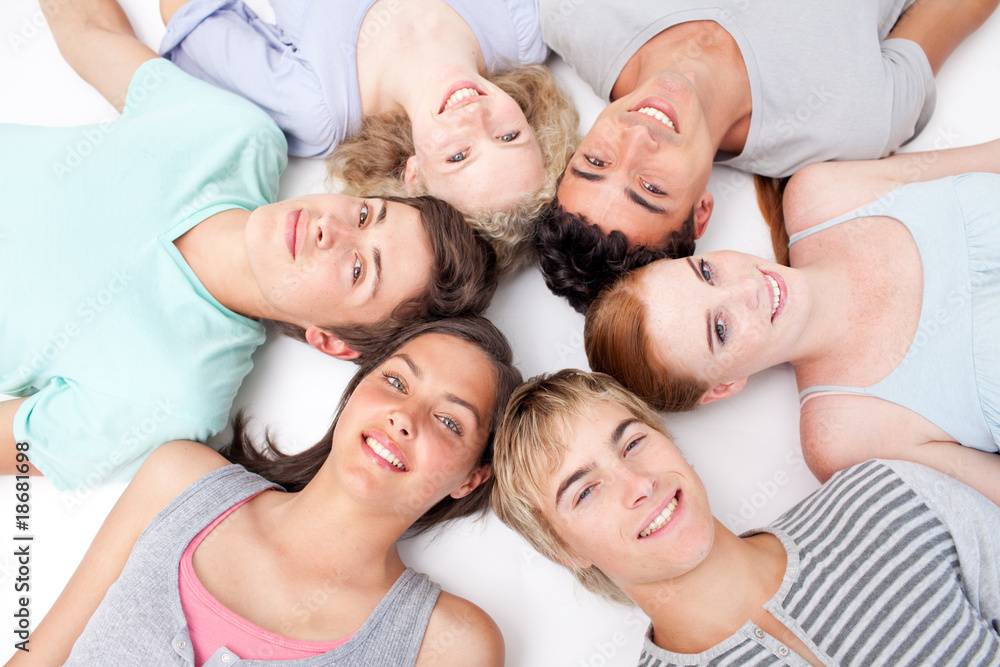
[224, 316, 522, 534]
[584, 266, 710, 412]
[327, 65, 579, 275]
[492, 370, 675, 604]
[753, 175, 790, 266]
[271, 195, 498, 360]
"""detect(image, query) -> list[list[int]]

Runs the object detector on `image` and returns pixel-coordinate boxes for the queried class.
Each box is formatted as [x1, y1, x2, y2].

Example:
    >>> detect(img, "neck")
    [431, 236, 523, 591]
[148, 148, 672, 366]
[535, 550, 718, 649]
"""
[612, 21, 752, 154]
[258, 464, 412, 583]
[627, 522, 785, 653]
[784, 262, 854, 368]
[355, 0, 486, 116]
[173, 209, 284, 322]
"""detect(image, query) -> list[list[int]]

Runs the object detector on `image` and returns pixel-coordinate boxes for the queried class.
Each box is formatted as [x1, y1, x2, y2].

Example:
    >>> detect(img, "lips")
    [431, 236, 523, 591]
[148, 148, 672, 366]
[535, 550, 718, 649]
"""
[439, 81, 485, 114]
[630, 97, 679, 133]
[362, 431, 409, 472]
[284, 209, 303, 259]
[761, 270, 786, 322]
[638, 490, 681, 539]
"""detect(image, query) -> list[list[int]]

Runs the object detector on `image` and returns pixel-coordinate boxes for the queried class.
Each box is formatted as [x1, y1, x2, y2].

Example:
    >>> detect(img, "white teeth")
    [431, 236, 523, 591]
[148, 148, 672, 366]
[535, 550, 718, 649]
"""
[765, 274, 780, 316]
[640, 497, 679, 538]
[443, 87, 480, 111]
[636, 106, 676, 131]
[365, 436, 405, 470]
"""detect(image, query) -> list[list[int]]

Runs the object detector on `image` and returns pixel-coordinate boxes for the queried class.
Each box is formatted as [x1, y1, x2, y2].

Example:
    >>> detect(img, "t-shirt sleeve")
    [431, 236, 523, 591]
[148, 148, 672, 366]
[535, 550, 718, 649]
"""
[885, 459, 1000, 628]
[13, 378, 213, 490]
[881, 37, 936, 152]
[159, 0, 336, 157]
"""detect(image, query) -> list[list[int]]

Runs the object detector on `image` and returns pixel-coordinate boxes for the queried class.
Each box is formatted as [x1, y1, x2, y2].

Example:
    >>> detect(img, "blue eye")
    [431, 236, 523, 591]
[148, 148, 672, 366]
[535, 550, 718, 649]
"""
[383, 372, 405, 392]
[438, 415, 463, 435]
[575, 484, 594, 506]
[499, 131, 520, 142]
[699, 258, 713, 283]
[714, 317, 726, 344]
[624, 436, 643, 455]
[448, 151, 468, 163]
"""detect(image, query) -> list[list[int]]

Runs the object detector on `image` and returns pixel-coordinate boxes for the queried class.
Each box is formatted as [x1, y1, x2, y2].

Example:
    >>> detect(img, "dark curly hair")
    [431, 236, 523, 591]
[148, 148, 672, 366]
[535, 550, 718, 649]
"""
[535, 203, 695, 314]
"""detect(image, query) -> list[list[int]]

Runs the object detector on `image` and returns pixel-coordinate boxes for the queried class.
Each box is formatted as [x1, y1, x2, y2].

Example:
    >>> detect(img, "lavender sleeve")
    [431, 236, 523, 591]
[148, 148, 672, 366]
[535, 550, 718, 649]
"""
[160, 0, 338, 158]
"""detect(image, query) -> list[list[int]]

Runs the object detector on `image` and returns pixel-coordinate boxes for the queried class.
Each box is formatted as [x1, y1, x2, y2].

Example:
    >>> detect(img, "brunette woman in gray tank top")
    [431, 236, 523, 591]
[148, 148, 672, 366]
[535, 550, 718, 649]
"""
[14, 317, 520, 667]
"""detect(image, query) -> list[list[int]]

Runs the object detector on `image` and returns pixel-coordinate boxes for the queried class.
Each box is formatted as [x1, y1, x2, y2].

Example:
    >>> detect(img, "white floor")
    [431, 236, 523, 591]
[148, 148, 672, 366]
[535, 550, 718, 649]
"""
[1, 1, 998, 664]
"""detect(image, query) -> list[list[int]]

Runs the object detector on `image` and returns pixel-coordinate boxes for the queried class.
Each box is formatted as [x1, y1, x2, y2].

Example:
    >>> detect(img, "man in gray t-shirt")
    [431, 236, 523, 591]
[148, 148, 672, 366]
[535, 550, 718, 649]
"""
[536, 0, 997, 314]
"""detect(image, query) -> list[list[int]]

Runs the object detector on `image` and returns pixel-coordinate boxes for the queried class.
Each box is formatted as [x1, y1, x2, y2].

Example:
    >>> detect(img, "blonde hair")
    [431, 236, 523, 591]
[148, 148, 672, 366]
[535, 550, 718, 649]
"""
[585, 268, 710, 412]
[327, 64, 579, 275]
[491, 370, 674, 604]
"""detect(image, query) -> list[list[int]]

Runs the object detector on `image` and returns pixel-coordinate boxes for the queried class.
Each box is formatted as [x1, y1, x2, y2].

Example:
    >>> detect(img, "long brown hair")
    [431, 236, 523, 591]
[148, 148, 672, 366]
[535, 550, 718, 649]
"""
[271, 195, 498, 360]
[223, 316, 522, 533]
[754, 175, 790, 266]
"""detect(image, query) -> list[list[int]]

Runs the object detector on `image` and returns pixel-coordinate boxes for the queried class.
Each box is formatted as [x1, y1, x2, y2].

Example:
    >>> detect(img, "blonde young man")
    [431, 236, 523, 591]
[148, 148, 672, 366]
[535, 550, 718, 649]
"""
[492, 370, 1000, 666]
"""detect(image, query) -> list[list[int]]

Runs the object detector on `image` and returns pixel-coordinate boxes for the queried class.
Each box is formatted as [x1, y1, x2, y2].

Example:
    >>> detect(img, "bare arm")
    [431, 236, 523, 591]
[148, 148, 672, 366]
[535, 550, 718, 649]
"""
[160, 0, 190, 26]
[415, 593, 505, 667]
[41, 0, 158, 113]
[784, 138, 1000, 234]
[0, 399, 40, 477]
[888, 0, 999, 74]
[800, 400, 1000, 506]
[4, 442, 227, 666]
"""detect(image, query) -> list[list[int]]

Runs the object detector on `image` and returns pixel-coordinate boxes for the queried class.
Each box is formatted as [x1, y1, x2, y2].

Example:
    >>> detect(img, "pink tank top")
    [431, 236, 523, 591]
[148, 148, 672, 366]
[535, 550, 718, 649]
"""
[178, 494, 355, 665]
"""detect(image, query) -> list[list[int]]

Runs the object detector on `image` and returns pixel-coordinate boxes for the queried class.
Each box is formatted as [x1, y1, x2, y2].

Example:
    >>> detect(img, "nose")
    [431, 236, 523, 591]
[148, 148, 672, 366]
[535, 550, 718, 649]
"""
[620, 123, 658, 161]
[618, 465, 656, 509]
[315, 212, 355, 251]
[387, 406, 415, 439]
[729, 272, 760, 312]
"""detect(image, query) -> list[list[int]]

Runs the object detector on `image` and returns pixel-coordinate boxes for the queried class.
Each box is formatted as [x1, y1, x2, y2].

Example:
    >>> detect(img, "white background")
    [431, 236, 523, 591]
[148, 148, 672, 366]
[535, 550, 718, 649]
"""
[1, 1, 998, 664]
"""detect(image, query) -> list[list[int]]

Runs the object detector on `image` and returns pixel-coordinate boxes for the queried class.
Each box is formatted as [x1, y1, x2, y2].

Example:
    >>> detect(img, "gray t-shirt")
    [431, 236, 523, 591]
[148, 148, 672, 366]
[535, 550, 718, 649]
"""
[541, 0, 935, 177]
[639, 460, 1000, 666]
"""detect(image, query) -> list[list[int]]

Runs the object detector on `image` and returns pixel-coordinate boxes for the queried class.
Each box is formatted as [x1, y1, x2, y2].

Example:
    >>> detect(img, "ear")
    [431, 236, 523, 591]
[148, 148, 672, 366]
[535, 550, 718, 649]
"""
[692, 190, 714, 239]
[698, 377, 747, 405]
[304, 326, 361, 360]
[403, 155, 420, 188]
[450, 464, 493, 499]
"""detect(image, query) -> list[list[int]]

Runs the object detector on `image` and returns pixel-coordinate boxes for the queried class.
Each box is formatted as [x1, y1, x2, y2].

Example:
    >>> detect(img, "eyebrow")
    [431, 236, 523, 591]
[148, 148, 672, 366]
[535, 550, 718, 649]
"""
[445, 392, 482, 428]
[625, 187, 667, 214]
[686, 258, 714, 353]
[367, 201, 389, 300]
[393, 353, 420, 377]
[554, 417, 640, 507]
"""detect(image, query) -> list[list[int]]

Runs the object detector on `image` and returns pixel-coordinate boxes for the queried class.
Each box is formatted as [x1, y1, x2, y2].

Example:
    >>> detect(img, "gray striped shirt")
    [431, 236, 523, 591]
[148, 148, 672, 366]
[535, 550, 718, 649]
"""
[639, 460, 1000, 666]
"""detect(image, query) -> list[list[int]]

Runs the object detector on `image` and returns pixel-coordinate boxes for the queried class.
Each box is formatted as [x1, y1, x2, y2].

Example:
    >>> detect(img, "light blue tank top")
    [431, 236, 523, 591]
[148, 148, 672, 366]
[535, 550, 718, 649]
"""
[789, 173, 1000, 453]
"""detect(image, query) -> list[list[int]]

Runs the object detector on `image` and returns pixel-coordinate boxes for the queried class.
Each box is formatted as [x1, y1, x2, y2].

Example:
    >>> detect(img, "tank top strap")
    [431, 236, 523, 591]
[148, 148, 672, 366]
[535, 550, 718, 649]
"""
[798, 385, 868, 407]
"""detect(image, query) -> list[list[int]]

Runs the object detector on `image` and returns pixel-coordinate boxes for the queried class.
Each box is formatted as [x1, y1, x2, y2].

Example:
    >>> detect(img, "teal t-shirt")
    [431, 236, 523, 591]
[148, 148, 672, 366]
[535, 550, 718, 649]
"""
[0, 59, 287, 489]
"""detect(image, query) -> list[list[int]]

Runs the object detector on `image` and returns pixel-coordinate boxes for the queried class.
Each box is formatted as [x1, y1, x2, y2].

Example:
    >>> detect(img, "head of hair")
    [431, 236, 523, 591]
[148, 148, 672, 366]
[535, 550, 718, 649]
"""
[225, 315, 522, 534]
[584, 267, 710, 412]
[535, 203, 695, 314]
[326, 64, 579, 275]
[753, 175, 791, 267]
[492, 369, 674, 604]
[271, 195, 498, 360]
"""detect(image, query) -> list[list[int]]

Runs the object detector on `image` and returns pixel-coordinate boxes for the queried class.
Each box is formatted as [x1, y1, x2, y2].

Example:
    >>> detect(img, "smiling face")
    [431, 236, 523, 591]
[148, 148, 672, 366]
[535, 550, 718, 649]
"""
[542, 401, 715, 588]
[244, 194, 433, 329]
[557, 72, 715, 247]
[331, 333, 497, 518]
[407, 68, 545, 212]
[637, 251, 809, 393]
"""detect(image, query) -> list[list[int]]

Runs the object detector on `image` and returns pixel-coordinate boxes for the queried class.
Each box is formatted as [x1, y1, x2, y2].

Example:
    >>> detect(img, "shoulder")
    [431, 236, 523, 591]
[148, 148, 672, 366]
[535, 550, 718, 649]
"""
[784, 160, 903, 237]
[128, 440, 230, 515]
[415, 592, 504, 667]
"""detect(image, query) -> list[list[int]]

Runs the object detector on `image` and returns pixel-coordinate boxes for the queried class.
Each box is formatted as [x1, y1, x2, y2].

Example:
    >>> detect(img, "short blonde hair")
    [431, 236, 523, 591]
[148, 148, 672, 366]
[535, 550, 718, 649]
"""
[491, 370, 673, 604]
[327, 64, 579, 275]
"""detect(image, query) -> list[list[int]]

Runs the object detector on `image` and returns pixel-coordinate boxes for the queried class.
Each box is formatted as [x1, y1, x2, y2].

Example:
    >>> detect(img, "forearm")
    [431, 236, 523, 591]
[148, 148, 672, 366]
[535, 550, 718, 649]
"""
[908, 441, 1000, 506]
[40, 0, 158, 112]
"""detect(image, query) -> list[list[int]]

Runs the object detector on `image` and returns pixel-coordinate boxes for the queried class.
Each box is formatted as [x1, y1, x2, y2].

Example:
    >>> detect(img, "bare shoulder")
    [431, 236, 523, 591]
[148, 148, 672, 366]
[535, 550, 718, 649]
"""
[783, 161, 895, 237]
[129, 441, 229, 514]
[415, 591, 504, 667]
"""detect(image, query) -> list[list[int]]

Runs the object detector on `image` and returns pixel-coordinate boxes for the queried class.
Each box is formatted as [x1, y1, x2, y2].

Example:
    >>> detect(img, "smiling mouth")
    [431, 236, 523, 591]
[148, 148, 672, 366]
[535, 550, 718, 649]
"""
[364, 436, 407, 471]
[440, 83, 484, 114]
[630, 98, 679, 134]
[639, 494, 679, 538]
[285, 209, 302, 259]
[762, 271, 785, 322]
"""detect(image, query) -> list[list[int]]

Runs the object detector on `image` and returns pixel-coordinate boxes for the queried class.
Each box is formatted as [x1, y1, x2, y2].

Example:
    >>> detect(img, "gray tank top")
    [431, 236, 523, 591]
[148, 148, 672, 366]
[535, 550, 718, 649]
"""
[66, 465, 442, 666]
